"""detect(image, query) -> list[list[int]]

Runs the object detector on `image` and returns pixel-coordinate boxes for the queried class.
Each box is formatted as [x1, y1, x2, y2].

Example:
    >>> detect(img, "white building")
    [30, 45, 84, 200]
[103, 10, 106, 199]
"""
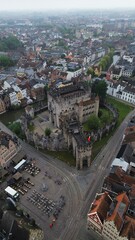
[111, 158, 129, 172]
[2, 81, 11, 91]
[123, 55, 134, 64]
[66, 68, 82, 80]
[106, 80, 135, 105]
[21, 88, 28, 98]
[121, 86, 135, 104]
[97, 49, 105, 59]
[107, 82, 125, 98]
[121, 69, 133, 77]
[110, 68, 122, 80]
[9, 92, 19, 106]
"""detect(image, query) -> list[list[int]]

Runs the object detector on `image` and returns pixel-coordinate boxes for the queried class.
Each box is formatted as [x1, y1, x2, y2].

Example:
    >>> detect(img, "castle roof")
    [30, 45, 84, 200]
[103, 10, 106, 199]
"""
[49, 82, 88, 99]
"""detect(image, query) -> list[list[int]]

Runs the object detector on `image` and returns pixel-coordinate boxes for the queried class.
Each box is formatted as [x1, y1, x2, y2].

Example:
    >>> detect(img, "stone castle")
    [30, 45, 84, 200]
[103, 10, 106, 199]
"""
[48, 82, 99, 169]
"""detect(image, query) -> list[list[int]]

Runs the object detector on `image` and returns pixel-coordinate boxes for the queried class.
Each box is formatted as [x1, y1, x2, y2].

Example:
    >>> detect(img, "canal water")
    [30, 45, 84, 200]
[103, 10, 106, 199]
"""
[0, 101, 47, 125]
[0, 108, 25, 125]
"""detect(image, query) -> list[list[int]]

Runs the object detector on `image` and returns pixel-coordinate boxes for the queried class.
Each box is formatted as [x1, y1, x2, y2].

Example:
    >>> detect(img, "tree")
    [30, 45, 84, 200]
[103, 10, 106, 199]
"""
[8, 122, 25, 139]
[0, 55, 13, 67]
[99, 49, 114, 71]
[99, 59, 107, 71]
[61, 53, 67, 59]
[0, 35, 22, 51]
[87, 67, 95, 77]
[86, 114, 100, 131]
[45, 128, 51, 137]
[92, 80, 108, 103]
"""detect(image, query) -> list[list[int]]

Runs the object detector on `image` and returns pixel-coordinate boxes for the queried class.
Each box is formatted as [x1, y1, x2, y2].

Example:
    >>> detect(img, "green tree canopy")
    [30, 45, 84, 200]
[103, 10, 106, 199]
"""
[86, 114, 101, 131]
[99, 49, 114, 71]
[87, 67, 95, 77]
[92, 80, 108, 103]
[99, 59, 107, 71]
[0, 35, 22, 51]
[8, 122, 25, 139]
[0, 55, 13, 67]
[45, 128, 51, 137]
[8, 122, 21, 135]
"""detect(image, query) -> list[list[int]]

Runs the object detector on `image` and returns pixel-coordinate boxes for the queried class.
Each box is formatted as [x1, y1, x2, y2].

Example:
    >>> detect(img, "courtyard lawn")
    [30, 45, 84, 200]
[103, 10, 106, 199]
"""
[99, 107, 114, 127]
[83, 107, 114, 131]
[91, 96, 133, 161]
[107, 96, 133, 126]
[41, 150, 76, 166]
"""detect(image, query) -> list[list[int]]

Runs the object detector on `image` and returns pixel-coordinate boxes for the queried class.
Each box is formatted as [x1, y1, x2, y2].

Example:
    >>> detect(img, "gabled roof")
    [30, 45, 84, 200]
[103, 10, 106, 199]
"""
[125, 126, 135, 135]
[124, 132, 135, 143]
[88, 192, 112, 224]
[123, 85, 135, 94]
[0, 211, 29, 240]
[106, 166, 135, 188]
[106, 192, 130, 231]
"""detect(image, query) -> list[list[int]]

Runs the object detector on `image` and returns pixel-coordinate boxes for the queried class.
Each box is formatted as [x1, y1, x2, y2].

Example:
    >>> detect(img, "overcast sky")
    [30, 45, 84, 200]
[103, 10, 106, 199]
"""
[0, 0, 135, 11]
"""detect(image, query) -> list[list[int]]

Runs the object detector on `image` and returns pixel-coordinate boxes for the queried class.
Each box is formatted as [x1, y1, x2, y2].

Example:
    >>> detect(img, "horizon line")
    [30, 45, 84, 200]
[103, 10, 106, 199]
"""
[0, 7, 135, 12]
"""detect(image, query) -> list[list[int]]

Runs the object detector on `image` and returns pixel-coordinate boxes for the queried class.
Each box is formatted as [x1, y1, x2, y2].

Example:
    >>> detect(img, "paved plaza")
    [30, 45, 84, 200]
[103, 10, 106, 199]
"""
[17, 158, 73, 239]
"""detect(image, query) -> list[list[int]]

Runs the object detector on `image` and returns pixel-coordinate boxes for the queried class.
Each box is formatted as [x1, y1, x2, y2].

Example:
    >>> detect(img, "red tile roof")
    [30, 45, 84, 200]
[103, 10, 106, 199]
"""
[121, 215, 135, 238]
[125, 126, 135, 135]
[124, 132, 135, 143]
[108, 166, 135, 186]
[107, 193, 130, 231]
[88, 192, 112, 223]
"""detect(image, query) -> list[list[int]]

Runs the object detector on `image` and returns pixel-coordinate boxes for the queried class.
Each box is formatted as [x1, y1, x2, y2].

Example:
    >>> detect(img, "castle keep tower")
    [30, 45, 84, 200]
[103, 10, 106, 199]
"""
[48, 82, 99, 169]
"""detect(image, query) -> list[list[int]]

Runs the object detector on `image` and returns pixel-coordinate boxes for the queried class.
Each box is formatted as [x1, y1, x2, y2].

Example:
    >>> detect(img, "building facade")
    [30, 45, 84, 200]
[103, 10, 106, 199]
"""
[0, 98, 6, 114]
[87, 192, 112, 234]
[48, 82, 99, 128]
[87, 191, 132, 240]
[0, 131, 21, 167]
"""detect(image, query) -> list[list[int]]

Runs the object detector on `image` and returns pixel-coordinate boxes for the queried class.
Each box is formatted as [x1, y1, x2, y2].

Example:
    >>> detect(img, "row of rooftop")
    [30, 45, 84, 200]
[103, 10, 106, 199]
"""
[87, 115, 135, 240]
